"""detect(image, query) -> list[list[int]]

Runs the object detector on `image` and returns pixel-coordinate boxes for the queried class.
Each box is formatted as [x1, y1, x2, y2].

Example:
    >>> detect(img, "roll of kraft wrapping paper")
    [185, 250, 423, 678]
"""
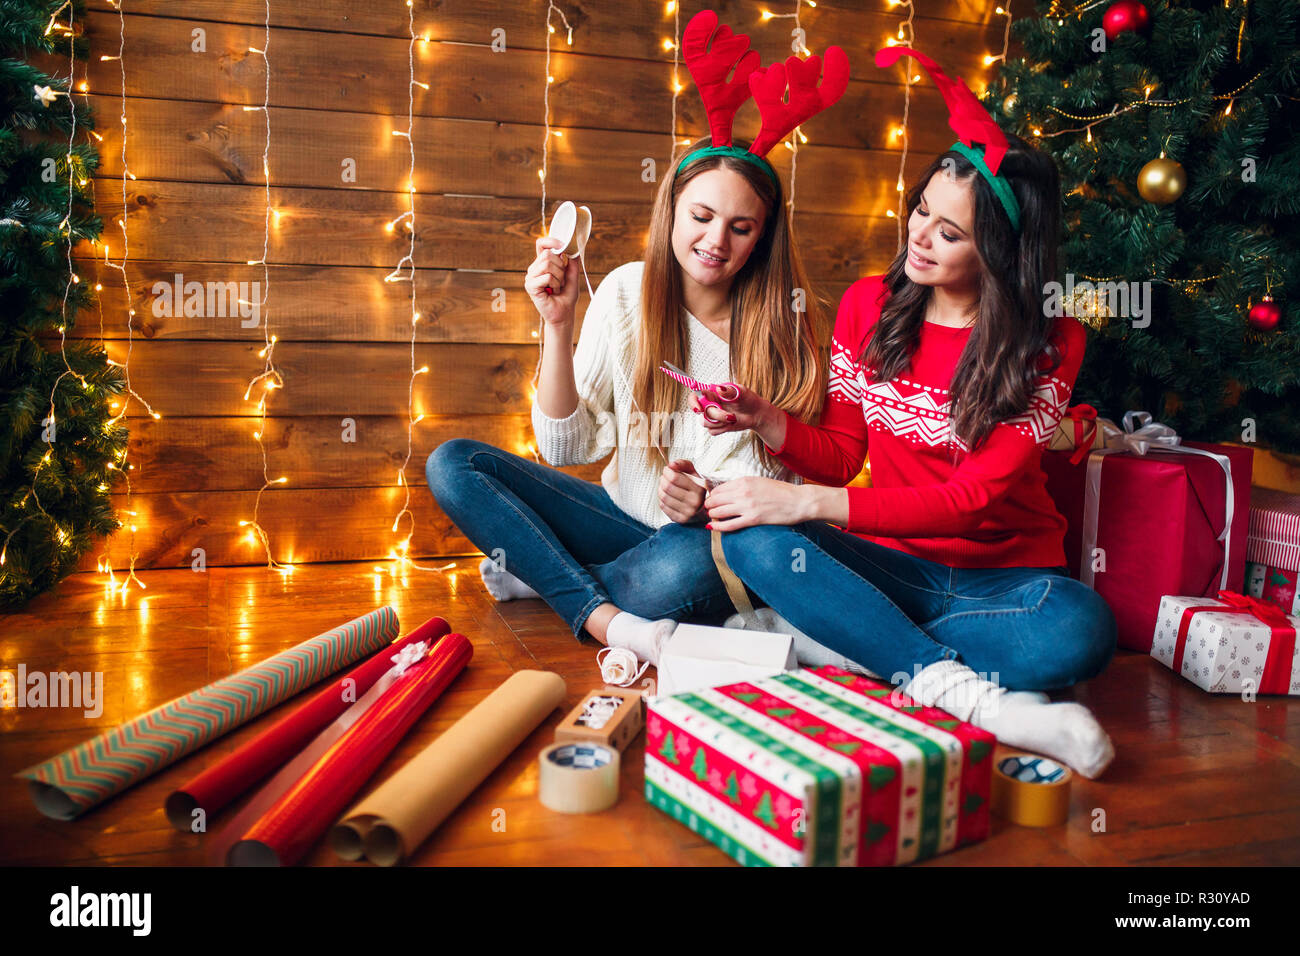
[165, 615, 452, 831]
[330, 669, 566, 866]
[227, 631, 472, 866]
[16, 606, 400, 821]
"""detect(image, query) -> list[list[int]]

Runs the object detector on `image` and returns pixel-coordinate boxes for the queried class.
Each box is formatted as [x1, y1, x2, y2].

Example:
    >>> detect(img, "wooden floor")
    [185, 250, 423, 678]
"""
[2, 558, 1299, 867]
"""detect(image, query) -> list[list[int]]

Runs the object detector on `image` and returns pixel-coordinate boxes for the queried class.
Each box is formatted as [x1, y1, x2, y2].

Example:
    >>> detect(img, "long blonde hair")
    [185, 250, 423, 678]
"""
[636, 137, 829, 469]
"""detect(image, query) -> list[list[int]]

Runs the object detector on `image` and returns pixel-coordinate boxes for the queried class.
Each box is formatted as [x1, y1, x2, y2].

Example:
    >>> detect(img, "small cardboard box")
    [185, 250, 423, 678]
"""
[554, 688, 644, 752]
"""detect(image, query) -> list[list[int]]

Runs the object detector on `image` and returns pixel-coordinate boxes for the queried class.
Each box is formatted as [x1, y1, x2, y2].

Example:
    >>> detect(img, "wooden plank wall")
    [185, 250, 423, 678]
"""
[65, 0, 1016, 571]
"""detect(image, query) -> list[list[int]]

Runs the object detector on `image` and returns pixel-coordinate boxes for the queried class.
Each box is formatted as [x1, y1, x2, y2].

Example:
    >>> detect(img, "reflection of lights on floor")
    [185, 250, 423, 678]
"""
[1, 670, 15, 708]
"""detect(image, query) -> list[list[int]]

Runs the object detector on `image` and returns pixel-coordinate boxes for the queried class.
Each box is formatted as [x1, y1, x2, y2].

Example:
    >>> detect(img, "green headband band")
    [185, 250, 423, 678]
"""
[949, 141, 1021, 234]
[674, 144, 781, 188]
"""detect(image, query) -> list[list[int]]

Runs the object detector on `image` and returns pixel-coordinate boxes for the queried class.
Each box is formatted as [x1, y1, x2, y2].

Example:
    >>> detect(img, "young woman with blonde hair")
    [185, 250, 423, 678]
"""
[427, 12, 848, 669]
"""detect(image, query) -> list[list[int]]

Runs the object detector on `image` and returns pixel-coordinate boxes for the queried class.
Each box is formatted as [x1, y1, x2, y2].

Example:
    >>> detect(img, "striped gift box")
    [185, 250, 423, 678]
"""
[644, 665, 995, 867]
[1247, 487, 1300, 571]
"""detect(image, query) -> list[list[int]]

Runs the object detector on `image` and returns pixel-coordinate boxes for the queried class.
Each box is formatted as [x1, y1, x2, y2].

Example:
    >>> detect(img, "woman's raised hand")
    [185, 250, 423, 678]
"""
[525, 236, 581, 326]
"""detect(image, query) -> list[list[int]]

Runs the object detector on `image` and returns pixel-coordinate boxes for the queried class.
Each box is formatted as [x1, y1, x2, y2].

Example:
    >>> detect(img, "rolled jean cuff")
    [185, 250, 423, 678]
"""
[571, 593, 610, 641]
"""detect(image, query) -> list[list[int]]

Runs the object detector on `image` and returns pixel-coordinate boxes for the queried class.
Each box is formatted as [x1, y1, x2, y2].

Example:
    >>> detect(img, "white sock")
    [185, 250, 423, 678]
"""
[605, 611, 677, 668]
[725, 608, 880, 678]
[479, 557, 540, 601]
[902, 660, 1114, 779]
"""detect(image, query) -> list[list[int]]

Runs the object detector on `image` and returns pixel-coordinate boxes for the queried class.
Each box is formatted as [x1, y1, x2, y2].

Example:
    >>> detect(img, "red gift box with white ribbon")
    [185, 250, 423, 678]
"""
[1042, 410, 1253, 652]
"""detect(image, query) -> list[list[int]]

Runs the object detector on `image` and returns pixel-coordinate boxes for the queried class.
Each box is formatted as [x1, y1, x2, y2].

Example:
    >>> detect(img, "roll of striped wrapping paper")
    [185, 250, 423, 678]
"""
[166, 615, 452, 831]
[15, 606, 400, 820]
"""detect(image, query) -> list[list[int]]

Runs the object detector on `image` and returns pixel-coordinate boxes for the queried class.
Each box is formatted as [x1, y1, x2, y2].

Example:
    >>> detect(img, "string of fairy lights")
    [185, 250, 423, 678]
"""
[539, 2, 574, 225]
[666, 2, 684, 161]
[878, 1, 1013, 246]
[526, 2, 577, 461]
[1036, 71, 1263, 140]
[760, 2, 814, 215]
[93, 0, 157, 596]
[882, 0, 918, 246]
[237, 0, 291, 575]
[377, 0, 453, 581]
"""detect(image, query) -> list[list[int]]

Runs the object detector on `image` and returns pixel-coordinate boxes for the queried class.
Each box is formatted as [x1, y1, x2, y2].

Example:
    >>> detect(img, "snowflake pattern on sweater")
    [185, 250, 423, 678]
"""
[829, 338, 1074, 453]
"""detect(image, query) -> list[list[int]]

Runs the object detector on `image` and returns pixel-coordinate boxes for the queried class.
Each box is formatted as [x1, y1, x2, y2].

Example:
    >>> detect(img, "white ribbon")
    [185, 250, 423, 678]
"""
[388, 641, 428, 677]
[1080, 411, 1235, 591]
[597, 646, 649, 687]
[577, 695, 625, 730]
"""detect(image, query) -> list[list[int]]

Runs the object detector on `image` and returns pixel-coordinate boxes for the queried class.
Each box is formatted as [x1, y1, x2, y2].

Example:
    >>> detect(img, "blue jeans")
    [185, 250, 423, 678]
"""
[719, 521, 1117, 691]
[425, 438, 752, 639]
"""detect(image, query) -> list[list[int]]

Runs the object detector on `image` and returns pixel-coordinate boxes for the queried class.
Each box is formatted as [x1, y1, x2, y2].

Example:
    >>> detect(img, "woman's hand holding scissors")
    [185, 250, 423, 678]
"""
[691, 382, 787, 451]
[525, 236, 581, 327]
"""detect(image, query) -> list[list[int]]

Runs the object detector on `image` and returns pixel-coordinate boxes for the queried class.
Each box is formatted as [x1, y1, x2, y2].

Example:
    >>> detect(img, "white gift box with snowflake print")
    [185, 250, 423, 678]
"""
[1151, 594, 1300, 695]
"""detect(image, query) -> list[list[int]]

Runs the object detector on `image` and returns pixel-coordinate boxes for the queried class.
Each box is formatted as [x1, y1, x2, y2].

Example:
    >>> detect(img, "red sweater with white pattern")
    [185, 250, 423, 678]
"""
[768, 274, 1083, 569]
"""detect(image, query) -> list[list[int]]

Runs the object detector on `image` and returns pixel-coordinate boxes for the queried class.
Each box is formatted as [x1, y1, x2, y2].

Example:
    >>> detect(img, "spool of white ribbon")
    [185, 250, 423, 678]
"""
[1079, 410, 1235, 590]
[597, 646, 649, 688]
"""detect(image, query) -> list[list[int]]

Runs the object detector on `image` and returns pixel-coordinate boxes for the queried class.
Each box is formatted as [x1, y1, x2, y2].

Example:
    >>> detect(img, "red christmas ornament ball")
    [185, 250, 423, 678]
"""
[1247, 296, 1282, 332]
[1103, 1, 1151, 41]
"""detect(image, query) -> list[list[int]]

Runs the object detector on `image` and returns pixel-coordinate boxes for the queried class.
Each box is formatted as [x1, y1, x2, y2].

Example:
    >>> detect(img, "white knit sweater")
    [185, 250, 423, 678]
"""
[531, 261, 795, 529]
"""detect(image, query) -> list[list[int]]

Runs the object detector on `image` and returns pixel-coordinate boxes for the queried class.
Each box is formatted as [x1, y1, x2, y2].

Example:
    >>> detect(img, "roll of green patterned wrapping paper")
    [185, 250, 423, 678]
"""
[15, 605, 400, 820]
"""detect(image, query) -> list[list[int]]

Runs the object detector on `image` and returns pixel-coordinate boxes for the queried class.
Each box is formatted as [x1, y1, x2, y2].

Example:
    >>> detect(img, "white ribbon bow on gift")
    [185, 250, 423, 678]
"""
[1080, 410, 1235, 591]
[1096, 410, 1183, 455]
[388, 640, 429, 677]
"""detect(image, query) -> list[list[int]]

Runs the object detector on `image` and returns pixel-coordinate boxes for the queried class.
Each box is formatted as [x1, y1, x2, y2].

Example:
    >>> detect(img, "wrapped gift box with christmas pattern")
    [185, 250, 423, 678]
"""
[643, 665, 995, 867]
[1151, 591, 1299, 695]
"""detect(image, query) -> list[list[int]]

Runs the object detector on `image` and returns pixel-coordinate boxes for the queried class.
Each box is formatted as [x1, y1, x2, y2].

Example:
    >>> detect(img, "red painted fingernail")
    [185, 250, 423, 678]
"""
[705, 523, 713, 530]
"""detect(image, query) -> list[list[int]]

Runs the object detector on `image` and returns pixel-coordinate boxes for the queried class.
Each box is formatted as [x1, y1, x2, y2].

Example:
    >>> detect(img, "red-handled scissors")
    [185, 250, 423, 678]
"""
[659, 361, 740, 424]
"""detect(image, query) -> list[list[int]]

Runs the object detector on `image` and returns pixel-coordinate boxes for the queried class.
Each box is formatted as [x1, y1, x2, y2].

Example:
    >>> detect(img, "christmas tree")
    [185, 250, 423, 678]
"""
[1, 0, 126, 608]
[990, 0, 1299, 454]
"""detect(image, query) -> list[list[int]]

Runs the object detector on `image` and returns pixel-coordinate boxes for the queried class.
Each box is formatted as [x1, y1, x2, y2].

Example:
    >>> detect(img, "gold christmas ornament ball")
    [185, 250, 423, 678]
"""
[1002, 92, 1019, 116]
[1137, 157, 1187, 204]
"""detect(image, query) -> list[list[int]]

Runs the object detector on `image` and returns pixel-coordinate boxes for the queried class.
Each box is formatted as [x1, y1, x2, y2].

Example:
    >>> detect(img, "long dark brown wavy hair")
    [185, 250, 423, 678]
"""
[637, 136, 830, 469]
[864, 133, 1063, 456]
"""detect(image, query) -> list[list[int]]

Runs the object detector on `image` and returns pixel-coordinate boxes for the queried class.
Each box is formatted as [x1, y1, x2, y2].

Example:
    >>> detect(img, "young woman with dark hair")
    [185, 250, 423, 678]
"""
[696, 125, 1119, 779]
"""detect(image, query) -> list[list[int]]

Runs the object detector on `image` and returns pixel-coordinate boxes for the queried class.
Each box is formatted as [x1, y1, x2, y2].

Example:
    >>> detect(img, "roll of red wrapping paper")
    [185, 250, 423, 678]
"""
[165, 615, 452, 831]
[226, 631, 472, 866]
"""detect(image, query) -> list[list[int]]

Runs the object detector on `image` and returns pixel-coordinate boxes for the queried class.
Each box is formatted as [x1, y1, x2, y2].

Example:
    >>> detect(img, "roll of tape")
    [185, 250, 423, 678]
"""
[990, 753, 1072, 827]
[538, 742, 619, 814]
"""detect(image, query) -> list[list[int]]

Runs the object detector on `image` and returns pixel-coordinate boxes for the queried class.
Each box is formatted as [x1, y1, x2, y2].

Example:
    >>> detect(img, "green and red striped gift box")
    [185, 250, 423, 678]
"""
[644, 665, 995, 866]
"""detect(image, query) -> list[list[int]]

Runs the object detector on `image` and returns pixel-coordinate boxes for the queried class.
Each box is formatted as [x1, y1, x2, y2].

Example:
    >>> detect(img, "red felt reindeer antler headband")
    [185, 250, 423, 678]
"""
[875, 45, 1022, 232]
[676, 10, 850, 188]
